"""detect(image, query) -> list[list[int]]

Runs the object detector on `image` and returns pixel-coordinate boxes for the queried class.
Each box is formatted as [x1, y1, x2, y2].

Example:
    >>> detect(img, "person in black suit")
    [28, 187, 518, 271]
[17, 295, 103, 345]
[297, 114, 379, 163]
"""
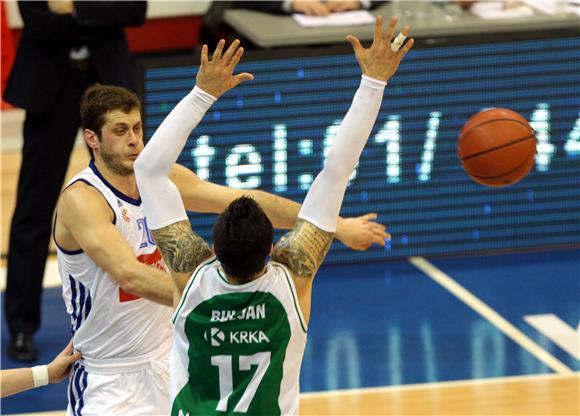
[3, 0, 146, 362]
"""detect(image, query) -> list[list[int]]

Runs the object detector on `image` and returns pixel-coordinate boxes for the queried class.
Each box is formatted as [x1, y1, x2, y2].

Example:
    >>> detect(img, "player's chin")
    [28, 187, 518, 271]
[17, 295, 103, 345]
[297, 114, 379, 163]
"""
[124, 159, 136, 173]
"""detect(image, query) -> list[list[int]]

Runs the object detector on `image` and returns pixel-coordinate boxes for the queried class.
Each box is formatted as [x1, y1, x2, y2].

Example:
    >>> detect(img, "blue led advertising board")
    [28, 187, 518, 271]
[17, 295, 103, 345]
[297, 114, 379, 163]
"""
[142, 34, 580, 264]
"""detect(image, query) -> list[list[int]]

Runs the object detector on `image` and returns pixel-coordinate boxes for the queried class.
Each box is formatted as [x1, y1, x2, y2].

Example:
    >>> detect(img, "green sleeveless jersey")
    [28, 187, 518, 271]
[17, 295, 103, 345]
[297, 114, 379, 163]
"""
[170, 257, 308, 416]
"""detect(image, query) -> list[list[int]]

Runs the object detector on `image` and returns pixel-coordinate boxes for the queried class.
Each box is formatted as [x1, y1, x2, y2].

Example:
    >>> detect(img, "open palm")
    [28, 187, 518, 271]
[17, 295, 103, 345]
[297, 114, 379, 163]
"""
[346, 16, 414, 82]
[195, 39, 254, 98]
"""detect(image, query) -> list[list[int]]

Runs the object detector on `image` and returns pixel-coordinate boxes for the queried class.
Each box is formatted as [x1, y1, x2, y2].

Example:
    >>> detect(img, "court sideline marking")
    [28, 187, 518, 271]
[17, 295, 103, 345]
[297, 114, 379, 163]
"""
[409, 256, 573, 375]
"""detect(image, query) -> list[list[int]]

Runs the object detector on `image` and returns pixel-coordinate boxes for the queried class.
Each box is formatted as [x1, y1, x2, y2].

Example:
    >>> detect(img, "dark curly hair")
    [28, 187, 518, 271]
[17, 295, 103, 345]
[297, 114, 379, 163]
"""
[212, 196, 274, 281]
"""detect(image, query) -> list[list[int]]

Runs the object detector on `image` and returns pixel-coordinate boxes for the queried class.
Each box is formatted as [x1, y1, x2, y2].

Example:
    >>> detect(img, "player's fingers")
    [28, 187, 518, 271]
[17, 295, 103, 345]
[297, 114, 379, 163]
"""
[370, 227, 388, 245]
[232, 72, 254, 88]
[372, 15, 384, 47]
[222, 39, 241, 66]
[359, 243, 372, 251]
[384, 16, 398, 44]
[55, 341, 73, 359]
[346, 35, 364, 58]
[212, 39, 226, 61]
[68, 351, 82, 363]
[200, 44, 209, 66]
[360, 212, 378, 222]
[398, 38, 414, 59]
[371, 234, 386, 246]
[370, 223, 387, 235]
[228, 45, 245, 70]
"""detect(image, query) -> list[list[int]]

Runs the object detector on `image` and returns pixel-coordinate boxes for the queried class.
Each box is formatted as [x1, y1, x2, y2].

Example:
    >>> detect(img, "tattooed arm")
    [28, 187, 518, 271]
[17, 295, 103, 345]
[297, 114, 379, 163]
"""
[151, 220, 212, 307]
[271, 219, 334, 324]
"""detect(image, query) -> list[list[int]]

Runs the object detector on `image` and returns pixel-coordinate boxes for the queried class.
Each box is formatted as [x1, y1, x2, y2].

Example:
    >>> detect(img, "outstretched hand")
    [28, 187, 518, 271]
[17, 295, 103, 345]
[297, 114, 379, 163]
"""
[336, 213, 391, 251]
[346, 16, 414, 82]
[196, 39, 254, 98]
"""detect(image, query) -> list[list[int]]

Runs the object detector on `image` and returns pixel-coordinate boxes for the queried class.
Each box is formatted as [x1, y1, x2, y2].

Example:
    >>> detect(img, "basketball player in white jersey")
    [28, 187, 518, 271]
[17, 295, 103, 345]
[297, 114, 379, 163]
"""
[135, 16, 413, 415]
[53, 40, 390, 416]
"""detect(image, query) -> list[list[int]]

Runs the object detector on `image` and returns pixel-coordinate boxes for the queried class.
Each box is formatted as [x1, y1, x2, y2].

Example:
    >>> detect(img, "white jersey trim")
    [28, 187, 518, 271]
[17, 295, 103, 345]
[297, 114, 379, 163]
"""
[172, 256, 218, 324]
[271, 262, 308, 333]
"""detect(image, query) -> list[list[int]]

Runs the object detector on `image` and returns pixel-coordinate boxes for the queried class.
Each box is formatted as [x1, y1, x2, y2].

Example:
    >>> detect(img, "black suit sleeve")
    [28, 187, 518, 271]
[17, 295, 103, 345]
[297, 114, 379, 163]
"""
[73, 1, 147, 27]
[17, 1, 79, 42]
[237, 1, 287, 15]
[17, 1, 147, 43]
[370, 1, 389, 10]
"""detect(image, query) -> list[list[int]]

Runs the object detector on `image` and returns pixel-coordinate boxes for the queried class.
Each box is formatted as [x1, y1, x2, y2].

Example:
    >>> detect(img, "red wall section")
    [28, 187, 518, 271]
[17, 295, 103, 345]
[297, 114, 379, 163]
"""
[126, 15, 202, 53]
[1, 3, 16, 108]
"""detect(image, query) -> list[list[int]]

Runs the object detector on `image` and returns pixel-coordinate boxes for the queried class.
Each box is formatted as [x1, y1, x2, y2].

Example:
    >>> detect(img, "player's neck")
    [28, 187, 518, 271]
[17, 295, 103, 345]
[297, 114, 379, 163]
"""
[223, 265, 268, 285]
[93, 158, 140, 199]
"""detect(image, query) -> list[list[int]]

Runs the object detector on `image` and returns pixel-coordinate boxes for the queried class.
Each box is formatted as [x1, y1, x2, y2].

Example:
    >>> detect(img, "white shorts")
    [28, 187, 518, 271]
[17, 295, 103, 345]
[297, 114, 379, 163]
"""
[66, 357, 169, 416]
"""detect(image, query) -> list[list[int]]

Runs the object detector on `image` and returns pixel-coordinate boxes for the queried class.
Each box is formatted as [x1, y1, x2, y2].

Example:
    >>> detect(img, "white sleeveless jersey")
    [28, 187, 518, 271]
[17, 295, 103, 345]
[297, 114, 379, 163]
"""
[56, 161, 172, 360]
[170, 257, 308, 416]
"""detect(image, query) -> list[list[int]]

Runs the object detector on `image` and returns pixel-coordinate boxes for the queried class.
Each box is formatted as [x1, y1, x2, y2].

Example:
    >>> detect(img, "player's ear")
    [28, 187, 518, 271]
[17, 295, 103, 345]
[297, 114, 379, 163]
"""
[84, 129, 99, 152]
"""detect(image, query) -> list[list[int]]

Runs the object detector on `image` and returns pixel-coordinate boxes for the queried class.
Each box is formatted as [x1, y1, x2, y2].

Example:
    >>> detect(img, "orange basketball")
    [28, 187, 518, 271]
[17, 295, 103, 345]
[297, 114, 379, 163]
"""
[458, 108, 537, 187]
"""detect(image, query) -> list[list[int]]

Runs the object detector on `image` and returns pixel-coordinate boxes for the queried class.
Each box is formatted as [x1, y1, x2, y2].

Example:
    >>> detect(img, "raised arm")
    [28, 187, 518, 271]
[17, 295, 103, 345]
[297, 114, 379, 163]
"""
[272, 16, 413, 323]
[135, 40, 253, 305]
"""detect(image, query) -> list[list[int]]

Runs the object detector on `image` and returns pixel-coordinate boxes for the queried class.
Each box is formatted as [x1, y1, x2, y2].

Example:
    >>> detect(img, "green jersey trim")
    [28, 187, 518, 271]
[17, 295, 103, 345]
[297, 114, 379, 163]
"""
[273, 263, 307, 334]
[216, 267, 229, 284]
[172, 256, 218, 324]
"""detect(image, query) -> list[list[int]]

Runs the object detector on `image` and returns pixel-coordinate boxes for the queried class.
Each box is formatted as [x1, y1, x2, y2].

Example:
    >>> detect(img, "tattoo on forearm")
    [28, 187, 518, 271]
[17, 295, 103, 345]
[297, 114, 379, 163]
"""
[272, 219, 334, 279]
[151, 221, 212, 274]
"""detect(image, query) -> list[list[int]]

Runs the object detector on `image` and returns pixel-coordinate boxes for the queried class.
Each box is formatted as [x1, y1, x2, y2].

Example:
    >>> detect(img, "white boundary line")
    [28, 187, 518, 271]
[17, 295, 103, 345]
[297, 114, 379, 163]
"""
[409, 256, 573, 375]
[300, 371, 580, 398]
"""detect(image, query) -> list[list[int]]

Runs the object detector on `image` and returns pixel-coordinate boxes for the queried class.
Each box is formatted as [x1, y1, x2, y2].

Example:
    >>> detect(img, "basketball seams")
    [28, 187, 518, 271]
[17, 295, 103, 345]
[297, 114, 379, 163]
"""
[460, 135, 536, 161]
[459, 117, 534, 142]
[468, 149, 535, 180]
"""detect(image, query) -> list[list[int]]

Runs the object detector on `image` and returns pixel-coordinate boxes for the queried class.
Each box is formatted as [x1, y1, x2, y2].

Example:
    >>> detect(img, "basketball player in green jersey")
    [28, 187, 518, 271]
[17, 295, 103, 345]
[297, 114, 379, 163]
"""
[135, 16, 413, 416]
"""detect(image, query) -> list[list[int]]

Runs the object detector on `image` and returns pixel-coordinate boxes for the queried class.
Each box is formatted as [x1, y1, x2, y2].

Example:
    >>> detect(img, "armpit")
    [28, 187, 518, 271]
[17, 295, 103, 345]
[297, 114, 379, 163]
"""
[271, 219, 334, 279]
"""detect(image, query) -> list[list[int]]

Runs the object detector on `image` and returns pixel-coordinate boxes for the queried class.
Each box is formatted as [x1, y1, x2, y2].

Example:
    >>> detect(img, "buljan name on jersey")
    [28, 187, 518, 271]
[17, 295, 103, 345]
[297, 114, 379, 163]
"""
[210, 303, 266, 322]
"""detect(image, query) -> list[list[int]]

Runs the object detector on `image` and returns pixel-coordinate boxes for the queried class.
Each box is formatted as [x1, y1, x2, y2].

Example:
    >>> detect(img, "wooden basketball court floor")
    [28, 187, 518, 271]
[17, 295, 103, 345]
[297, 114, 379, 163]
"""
[1, 114, 579, 415]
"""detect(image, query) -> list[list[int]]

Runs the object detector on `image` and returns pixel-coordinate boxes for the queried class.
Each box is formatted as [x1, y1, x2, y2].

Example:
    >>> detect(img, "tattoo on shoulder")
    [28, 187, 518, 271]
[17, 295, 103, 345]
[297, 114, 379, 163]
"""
[271, 219, 334, 279]
[151, 220, 212, 274]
